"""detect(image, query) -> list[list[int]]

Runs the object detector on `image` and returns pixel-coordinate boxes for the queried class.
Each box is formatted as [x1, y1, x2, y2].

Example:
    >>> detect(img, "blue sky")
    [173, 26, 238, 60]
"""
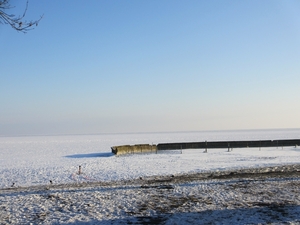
[1, 0, 300, 136]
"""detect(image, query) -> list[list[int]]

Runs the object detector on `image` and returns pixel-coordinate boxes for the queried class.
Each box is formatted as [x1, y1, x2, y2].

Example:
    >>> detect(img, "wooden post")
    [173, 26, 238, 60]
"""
[78, 165, 82, 175]
[204, 140, 208, 153]
[259, 141, 261, 151]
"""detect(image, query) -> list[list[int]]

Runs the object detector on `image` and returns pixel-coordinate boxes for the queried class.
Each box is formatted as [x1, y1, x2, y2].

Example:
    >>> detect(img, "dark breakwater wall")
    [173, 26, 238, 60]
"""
[157, 139, 300, 150]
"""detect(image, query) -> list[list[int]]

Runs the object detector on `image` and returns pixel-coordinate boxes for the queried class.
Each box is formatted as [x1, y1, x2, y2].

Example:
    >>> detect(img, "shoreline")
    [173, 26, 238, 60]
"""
[2, 163, 300, 194]
[1, 164, 300, 224]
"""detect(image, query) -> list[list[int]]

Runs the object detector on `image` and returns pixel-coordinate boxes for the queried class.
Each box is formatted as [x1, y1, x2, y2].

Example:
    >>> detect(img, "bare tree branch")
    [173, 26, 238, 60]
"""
[0, 0, 43, 33]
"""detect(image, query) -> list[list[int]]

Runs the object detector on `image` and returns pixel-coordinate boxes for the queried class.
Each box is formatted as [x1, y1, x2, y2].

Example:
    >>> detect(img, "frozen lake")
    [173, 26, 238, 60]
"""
[1, 129, 300, 188]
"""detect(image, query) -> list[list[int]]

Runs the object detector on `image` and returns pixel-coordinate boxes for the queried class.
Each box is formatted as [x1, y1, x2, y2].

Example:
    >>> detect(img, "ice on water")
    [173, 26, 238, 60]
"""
[0, 129, 300, 188]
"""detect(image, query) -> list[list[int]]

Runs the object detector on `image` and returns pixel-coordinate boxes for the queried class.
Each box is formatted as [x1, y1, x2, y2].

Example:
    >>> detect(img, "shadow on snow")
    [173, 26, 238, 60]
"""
[64, 152, 114, 158]
[62, 204, 300, 225]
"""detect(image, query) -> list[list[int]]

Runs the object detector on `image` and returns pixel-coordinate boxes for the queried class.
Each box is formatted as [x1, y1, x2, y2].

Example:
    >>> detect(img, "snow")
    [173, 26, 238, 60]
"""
[1, 129, 300, 224]
[1, 129, 299, 189]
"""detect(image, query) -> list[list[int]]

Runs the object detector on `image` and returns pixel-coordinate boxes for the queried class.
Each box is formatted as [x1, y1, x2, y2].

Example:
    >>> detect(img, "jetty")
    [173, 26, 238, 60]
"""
[111, 139, 300, 155]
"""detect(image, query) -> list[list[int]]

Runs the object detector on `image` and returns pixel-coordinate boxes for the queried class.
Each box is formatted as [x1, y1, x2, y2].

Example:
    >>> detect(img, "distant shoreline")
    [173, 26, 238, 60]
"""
[1, 127, 300, 138]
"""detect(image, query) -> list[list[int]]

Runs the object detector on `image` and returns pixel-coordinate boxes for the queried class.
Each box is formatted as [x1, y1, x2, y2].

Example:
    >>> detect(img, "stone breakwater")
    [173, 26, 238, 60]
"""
[112, 139, 300, 155]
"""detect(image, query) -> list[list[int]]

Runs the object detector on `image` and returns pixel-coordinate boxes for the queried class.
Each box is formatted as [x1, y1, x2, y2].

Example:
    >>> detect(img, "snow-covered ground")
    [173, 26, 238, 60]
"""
[0, 129, 300, 189]
[1, 169, 300, 225]
[1, 129, 300, 224]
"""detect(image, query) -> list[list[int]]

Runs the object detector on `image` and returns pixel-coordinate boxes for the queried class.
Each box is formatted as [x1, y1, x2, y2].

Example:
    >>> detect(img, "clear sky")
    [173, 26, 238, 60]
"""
[1, 0, 300, 136]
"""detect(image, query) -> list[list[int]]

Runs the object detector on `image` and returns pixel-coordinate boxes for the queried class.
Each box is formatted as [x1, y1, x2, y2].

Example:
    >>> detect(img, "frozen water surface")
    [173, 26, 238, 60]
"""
[0, 129, 299, 188]
[1, 129, 300, 224]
